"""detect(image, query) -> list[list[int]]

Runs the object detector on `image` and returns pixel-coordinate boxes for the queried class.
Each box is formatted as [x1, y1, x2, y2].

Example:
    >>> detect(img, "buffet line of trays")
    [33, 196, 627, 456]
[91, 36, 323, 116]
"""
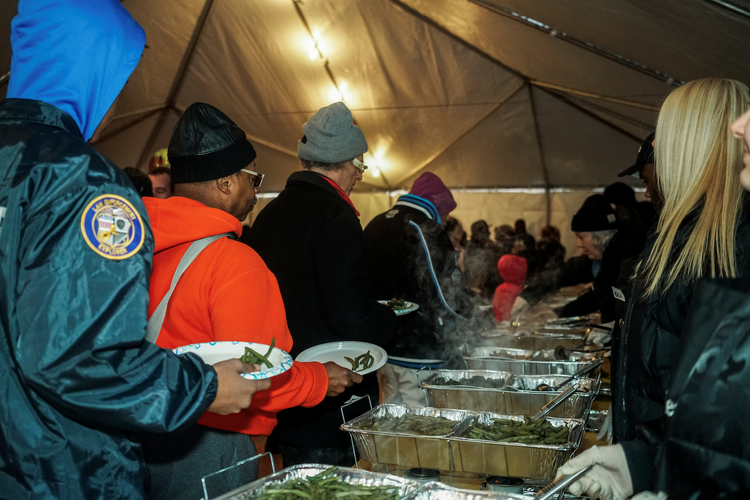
[213, 463, 585, 500]
[213, 320, 604, 499]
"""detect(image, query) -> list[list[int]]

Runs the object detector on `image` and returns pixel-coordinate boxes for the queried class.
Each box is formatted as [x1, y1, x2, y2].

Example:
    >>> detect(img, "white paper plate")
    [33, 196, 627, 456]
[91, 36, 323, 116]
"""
[377, 300, 420, 316]
[295, 341, 387, 375]
[172, 341, 293, 380]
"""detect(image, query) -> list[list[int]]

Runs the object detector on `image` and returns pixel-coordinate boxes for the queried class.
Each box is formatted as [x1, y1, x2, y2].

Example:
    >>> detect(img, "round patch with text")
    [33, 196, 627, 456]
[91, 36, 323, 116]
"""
[80, 194, 145, 260]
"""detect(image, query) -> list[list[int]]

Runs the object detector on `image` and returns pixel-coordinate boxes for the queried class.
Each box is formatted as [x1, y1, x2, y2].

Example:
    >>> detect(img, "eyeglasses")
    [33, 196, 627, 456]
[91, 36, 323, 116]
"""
[352, 158, 368, 173]
[240, 168, 265, 188]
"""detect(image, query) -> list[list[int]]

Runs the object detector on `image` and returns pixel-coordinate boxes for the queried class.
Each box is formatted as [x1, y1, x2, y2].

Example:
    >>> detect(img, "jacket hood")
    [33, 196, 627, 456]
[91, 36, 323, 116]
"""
[497, 254, 527, 285]
[7, 0, 146, 141]
[143, 197, 242, 253]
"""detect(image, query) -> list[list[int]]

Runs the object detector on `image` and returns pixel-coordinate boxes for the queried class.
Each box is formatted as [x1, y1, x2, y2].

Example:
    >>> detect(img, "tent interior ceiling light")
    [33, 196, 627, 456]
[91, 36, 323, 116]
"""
[468, 0, 685, 86]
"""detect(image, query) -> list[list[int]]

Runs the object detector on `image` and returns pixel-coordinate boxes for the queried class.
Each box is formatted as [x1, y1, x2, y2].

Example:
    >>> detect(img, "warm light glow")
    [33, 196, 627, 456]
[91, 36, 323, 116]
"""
[308, 48, 320, 60]
[328, 88, 343, 102]
[371, 166, 381, 177]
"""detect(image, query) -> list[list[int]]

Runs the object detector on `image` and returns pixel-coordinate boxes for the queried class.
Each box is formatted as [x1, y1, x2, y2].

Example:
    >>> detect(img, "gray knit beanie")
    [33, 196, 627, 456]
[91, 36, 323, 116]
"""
[298, 102, 368, 163]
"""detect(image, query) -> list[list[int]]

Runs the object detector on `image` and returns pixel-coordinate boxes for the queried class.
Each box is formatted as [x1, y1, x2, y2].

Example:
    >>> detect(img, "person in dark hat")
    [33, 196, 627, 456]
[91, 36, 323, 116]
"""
[249, 101, 397, 468]
[520, 194, 646, 323]
[141, 102, 361, 499]
[363, 172, 477, 405]
[618, 133, 662, 225]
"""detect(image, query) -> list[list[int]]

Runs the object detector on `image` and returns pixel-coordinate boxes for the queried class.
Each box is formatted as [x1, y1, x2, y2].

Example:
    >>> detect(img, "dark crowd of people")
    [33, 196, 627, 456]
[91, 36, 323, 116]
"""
[3, 1, 750, 499]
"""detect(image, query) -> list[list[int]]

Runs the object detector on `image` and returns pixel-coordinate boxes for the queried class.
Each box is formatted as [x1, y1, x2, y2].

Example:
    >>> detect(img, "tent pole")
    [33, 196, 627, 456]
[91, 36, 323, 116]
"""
[389, 0, 528, 81]
[530, 81, 660, 112]
[537, 87, 650, 143]
[136, 0, 218, 170]
[469, 0, 683, 87]
[393, 81, 525, 186]
[527, 84, 551, 226]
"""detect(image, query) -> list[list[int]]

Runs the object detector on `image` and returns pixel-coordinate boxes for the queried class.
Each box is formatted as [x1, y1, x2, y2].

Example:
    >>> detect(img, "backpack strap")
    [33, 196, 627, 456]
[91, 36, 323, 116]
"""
[145, 233, 232, 344]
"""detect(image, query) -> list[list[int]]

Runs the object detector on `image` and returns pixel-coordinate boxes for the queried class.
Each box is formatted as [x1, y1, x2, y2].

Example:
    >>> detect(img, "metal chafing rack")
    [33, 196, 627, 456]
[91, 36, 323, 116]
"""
[420, 369, 599, 419]
[464, 347, 603, 376]
[340, 405, 473, 472]
[340, 405, 585, 485]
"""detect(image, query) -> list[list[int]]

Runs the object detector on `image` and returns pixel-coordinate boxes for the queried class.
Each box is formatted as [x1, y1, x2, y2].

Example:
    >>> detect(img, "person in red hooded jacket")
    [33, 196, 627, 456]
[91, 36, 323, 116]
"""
[492, 254, 528, 323]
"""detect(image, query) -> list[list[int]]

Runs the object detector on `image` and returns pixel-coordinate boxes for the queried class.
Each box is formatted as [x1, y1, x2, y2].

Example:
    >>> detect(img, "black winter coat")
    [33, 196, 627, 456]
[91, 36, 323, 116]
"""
[248, 170, 397, 449]
[655, 278, 750, 494]
[363, 204, 474, 360]
[613, 200, 750, 493]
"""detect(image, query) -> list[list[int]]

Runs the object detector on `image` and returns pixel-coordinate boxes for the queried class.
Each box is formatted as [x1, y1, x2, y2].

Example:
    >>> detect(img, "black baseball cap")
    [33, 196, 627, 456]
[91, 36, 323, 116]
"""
[618, 132, 655, 177]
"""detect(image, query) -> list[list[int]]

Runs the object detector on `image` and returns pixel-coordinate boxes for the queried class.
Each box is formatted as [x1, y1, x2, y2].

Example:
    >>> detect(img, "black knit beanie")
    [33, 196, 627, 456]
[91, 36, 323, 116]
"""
[571, 194, 618, 232]
[168, 102, 257, 184]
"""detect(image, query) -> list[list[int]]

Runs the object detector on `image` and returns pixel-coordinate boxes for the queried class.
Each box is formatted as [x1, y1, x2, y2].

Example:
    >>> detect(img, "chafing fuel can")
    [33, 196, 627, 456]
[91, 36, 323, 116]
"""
[403, 468, 441, 484]
[482, 475, 525, 494]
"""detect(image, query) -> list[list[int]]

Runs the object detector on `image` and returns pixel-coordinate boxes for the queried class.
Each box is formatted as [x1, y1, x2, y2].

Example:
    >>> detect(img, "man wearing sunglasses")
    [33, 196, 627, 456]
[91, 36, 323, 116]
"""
[140, 102, 361, 499]
[249, 101, 398, 468]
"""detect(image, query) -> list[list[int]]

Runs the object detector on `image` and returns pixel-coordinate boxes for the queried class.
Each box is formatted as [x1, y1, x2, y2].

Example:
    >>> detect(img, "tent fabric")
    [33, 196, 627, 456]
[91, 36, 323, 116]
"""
[0, 0, 745, 234]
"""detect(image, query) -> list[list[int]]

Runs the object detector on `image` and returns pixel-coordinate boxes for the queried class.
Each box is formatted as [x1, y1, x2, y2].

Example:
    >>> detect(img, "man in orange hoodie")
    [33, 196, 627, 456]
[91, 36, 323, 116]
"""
[141, 102, 362, 500]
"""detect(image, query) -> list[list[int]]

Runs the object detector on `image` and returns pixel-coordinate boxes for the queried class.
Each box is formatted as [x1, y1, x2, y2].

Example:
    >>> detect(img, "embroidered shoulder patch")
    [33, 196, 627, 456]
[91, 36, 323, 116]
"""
[80, 194, 145, 260]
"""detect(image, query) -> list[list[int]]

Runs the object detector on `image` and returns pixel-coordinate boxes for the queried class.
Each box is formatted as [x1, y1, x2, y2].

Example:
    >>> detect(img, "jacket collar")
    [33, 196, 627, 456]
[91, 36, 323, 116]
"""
[0, 98, 84, 140]
[286, 170, 358, 214]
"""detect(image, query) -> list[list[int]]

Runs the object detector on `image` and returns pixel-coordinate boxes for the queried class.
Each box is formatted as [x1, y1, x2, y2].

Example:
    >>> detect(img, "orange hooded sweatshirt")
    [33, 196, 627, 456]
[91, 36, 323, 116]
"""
[144, 196, 328, 436]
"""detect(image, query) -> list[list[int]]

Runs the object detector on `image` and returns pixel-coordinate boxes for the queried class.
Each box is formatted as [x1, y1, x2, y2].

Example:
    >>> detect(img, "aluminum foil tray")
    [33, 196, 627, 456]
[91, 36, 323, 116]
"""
[464, 347, 602, 376]
[340, 405, 474, 471]
[212, 464, 421, 500]
[480, 333, 587, 351]
[421, 370, 599, 419]
[451, 412, 586, 484]
[403, 482, 525, 499]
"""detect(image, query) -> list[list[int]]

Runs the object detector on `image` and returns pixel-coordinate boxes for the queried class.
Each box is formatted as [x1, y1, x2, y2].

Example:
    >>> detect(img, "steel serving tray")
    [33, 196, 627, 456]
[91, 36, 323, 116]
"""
[451, 412, 586, 485]
[479, 332, 588, 351]
[403, 482, 525, 499]
[464, 347, 602, 376]
[340, 405, 474, 472]
[212, 464, 422, 500]
[421, 370, 599, 419]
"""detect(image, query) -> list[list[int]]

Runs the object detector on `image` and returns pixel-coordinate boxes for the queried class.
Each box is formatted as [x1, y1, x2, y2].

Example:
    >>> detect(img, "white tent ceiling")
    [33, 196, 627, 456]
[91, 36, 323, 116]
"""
[2, 0, 749, 195]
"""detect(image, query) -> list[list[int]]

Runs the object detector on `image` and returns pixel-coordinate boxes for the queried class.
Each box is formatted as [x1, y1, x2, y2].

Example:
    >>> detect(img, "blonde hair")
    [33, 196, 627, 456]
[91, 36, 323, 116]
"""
[641, 78, 750, 297]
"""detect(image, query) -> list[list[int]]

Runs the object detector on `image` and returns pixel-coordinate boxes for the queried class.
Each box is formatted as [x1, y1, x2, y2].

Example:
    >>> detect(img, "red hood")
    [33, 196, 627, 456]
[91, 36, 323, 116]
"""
[497, 254, 527, 285]
[143, 196, 242, 253]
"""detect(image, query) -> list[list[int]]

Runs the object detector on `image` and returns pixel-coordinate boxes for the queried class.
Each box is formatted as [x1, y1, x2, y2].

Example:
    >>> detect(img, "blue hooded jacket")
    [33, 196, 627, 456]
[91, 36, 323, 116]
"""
[0, 1, 218, 498]
[8, 0, 145, 141]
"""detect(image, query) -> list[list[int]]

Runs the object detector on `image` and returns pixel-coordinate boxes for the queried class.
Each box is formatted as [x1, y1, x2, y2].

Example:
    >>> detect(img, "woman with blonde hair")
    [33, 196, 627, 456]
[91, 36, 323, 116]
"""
[558, 78, 750, 499]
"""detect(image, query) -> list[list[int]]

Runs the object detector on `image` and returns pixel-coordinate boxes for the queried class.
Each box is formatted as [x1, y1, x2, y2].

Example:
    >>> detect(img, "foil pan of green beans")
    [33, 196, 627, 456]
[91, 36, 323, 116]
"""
[340, 405, 585, 485]
[420, 369, 599, 419]
[211, 465, 422, 500]
[464, 347, 603, 377]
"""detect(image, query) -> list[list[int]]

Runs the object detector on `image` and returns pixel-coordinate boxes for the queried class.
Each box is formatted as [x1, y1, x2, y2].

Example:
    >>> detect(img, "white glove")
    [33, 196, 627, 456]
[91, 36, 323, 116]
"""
[596, 404, 613, 443]
[631, 492, 668, 500]
[556, 444, 633, 500]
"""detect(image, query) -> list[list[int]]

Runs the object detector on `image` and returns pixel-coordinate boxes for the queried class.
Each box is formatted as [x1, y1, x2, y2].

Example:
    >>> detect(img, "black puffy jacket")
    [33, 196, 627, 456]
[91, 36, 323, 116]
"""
[655, 278, 750, 494]
[613, 199, 750, 493]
